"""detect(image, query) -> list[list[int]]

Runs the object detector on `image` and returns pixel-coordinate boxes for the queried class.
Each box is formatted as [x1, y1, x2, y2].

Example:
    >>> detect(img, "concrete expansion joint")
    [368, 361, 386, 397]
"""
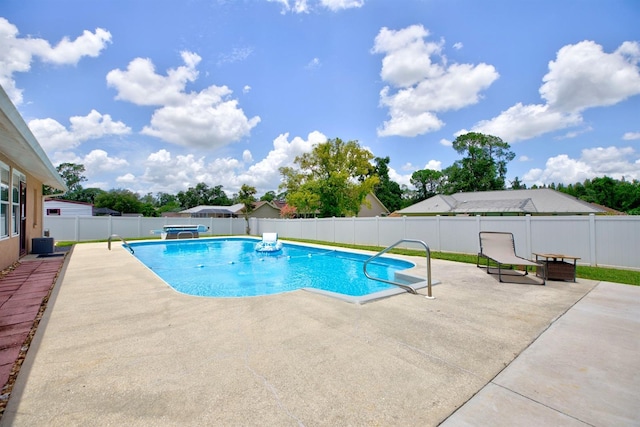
[242, 351, 305, 426]
[490, 382, 593, 426]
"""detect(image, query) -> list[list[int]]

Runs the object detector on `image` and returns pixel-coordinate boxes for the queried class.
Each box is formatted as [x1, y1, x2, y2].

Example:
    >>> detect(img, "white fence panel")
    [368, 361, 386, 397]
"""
[315, 218, 335, 243]
[377, 218, 406, 248]
[594, 216, 640, 268]
[401, 217, 438, 250]
[43, 214, 640, 269]
[77, 217, 111, 241]
[334, 218, 355, 245]
[437, 216, 480, 254]
[354, 217, 379, 247]
[529, 217, 592, 262]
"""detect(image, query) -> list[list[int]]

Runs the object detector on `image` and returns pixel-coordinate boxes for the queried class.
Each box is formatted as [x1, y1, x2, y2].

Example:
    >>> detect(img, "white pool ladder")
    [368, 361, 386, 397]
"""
[363, 239, 434, 299]
[107, 234, 134, 254]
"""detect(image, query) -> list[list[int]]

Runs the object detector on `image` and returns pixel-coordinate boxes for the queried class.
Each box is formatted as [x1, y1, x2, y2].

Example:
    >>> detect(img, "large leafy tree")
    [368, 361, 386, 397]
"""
[279, 138, 379, 217]
[57, 162, 87, 193]
[176, 183, 231, 209]
[561, 176, 640, 214]
[44, 162, 88, 198]
[260, 191, 276, 202]
[237, 184, 257, 234]
[95, 189, 143, 214]
[372, 156, 403, 212]
[443, 132, 515, 193]
[410, 169, 444, 202]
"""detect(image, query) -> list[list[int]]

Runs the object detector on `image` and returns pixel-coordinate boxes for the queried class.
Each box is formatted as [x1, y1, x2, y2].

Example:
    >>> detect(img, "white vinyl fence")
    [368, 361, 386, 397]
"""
[43, 214, 640, 270]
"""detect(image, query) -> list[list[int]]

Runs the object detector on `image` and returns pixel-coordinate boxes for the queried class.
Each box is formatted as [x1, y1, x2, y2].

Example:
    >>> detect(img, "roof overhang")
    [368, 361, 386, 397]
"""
[0, 85, 67, 191]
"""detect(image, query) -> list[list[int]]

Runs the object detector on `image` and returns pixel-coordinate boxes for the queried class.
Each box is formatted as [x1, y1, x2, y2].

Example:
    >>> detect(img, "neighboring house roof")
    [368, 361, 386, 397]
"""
[180, 205, 237, 215]
[182, 202, 281, 215]
[93, 207, 121, 216]
[180, 201, 280, 216]
[396, 189, 607, 216]
[0, 84, 67, 190]
[45, 199, 94, 207]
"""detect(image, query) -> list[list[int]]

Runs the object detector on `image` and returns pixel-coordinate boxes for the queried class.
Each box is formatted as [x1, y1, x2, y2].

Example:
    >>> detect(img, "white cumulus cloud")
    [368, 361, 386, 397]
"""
[372, 24, 499, 137]
[28, 110, 131, 152]
[135, 131, 326, 195]
[107, 51, 260, 149]
[523, 146, 640, 186]
[0, 17, 111, 105]
[541, 40, 640, 113]
[269, 0, 363, 13]
[466, 40, 640, 143]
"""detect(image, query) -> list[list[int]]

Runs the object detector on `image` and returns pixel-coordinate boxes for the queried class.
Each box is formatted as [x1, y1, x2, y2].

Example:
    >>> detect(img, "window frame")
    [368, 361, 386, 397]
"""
[11, 169, 26, 236]
[0, 161, 9, 239]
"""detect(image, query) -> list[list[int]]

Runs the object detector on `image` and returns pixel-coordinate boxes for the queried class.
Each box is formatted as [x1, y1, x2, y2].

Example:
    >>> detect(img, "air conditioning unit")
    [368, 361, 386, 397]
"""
[32, 237, 54, 254]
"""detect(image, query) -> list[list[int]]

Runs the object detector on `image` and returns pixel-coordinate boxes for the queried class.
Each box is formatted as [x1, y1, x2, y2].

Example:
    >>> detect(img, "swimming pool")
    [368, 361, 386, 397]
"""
[128, 238, 419, 302]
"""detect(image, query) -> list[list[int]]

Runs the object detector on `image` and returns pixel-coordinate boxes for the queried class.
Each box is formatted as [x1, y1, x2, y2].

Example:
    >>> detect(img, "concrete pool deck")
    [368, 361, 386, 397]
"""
[2, 241, 639, 426]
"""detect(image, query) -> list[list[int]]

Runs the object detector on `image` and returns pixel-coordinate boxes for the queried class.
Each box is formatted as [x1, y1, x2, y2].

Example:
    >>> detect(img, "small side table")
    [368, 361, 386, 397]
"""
[533, 253, 580, 282]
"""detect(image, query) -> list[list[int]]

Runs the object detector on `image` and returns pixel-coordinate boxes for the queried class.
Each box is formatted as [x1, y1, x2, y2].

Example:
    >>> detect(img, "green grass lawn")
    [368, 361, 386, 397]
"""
[57, 237, 640, 286]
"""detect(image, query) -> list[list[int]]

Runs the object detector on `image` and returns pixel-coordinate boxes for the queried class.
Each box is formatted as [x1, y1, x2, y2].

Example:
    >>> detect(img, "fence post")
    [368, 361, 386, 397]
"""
[403, 215, 406, 239]
[589, 213, 597, 266]
[525, 214, 532, 257]
[352, 216, 356, 245]
[332, 217, 336, 243]
[436, 215, 441, 251]
[75, 216, 79, 242]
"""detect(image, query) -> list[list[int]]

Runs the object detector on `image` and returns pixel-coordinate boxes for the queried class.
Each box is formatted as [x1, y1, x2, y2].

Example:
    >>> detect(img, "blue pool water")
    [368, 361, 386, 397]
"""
[128, 238, 414, 298]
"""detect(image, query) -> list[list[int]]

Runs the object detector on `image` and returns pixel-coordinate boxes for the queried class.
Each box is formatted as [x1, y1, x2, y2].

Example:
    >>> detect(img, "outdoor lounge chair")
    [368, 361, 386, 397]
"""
[477, 231, 545, 285]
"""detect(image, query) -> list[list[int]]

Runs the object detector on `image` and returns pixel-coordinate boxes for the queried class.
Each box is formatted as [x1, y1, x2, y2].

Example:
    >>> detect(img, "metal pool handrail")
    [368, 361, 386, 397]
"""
[363, 239, 434, 300]
[107, 234, 134, 254]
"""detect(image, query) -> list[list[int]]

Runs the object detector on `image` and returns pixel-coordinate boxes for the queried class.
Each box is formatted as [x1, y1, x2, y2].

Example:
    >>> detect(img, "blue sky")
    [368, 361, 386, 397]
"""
[2, 0, 639, 198]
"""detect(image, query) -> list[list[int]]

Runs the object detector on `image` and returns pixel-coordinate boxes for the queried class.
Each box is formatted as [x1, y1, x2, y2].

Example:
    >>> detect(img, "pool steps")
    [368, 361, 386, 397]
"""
[364, 239, 435, 299]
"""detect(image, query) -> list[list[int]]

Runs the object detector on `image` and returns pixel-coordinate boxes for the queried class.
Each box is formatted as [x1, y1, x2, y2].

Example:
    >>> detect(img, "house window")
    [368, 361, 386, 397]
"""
[0, 162, 9, 238]
[12, 170, 25, 235]
[47, 208, 61, 216]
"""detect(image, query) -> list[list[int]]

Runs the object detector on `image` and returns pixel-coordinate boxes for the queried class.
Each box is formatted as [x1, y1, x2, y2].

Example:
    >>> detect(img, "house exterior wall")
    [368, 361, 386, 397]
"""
[357, 193, 389, 217]
[249, 204, 281, 219]
[0, 154, 44, 270]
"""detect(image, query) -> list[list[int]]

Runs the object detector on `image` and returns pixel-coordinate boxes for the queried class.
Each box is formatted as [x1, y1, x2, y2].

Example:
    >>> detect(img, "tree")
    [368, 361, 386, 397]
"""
[238, 184, 257, 234]
[280, 204, 297, 219]
[279, 138, 379, 217]
[443, 132, 515, 193]
[509, 177, 526, 190]
[260, 191, 276, 202]
[372, 156, 403, 212]
[95, 189, 143, 214]
[44, 162, 88, 197]
[176, 183, 231, 209]
[410, 169, 444, 202]
[57, 162, 87, 193]
[73, 187, 106, 204]
[559, 176, 640, 214]
[155, 192, 181, 214]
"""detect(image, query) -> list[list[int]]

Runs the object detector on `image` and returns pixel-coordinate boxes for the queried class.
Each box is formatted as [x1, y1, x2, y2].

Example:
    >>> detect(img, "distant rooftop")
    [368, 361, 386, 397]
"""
[396, 189, 607, 216]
